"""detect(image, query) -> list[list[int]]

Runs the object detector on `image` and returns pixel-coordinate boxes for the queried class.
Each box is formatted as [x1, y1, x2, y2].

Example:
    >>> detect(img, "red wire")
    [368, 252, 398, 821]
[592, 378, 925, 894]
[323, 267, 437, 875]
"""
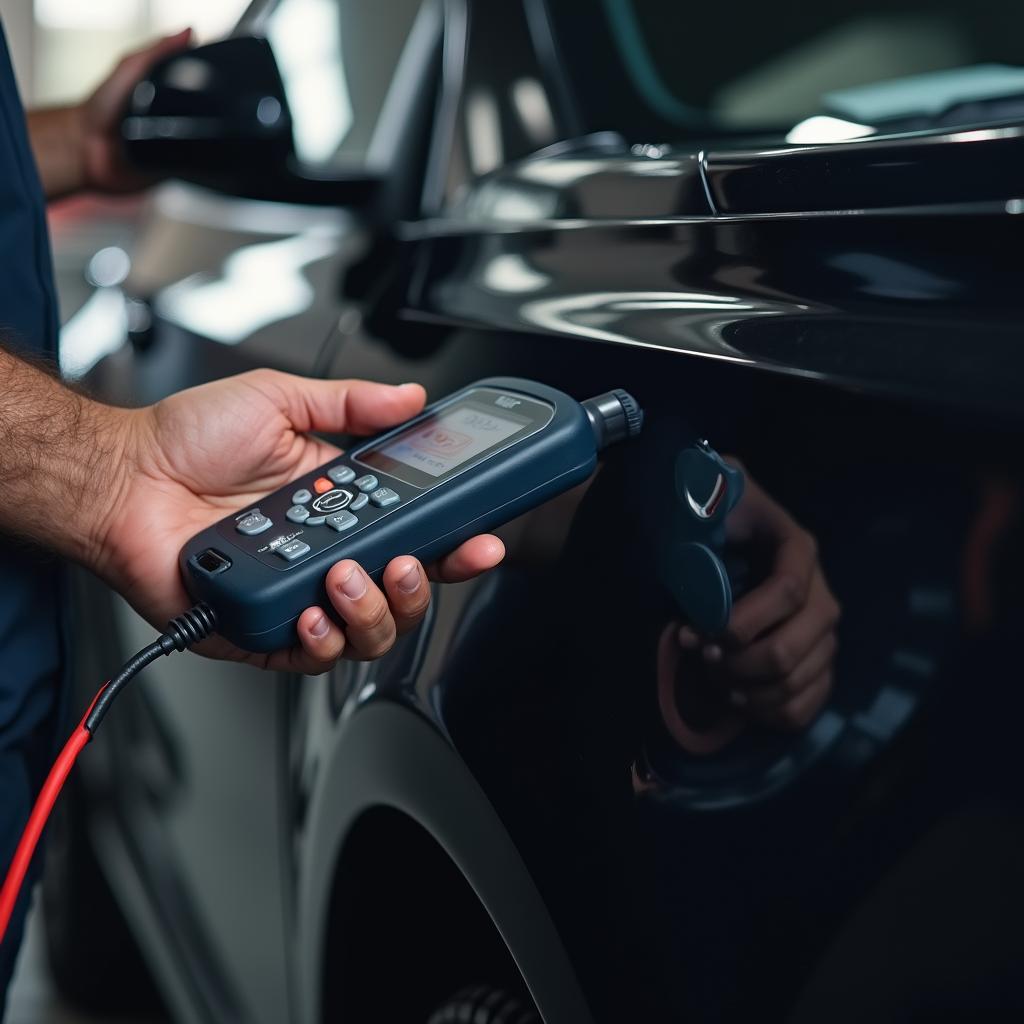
[0, 685, 105, 946]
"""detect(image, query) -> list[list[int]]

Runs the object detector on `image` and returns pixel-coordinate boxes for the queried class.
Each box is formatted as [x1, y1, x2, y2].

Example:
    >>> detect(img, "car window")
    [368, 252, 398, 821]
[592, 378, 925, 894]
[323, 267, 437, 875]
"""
[546, 0, 1024, 139]
[261, 0, 422, 169]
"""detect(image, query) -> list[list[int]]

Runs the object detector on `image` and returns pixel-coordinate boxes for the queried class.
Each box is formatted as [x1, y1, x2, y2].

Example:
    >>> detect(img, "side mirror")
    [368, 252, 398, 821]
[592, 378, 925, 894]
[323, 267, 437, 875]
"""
[121, 36, 380, 206]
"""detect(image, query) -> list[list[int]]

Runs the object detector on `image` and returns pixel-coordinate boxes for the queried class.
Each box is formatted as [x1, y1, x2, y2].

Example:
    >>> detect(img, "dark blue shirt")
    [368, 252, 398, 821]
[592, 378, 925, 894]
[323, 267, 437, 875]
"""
[0, 19, 67, 994]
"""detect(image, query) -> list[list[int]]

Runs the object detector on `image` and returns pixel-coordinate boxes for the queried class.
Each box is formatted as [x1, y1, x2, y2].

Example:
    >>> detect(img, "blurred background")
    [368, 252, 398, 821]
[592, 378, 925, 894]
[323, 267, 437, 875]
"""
[0, 0, 246, 336]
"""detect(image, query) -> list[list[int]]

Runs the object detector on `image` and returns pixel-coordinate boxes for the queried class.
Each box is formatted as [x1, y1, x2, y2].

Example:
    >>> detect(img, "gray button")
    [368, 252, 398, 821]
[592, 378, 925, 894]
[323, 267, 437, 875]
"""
[354, 474, 379, 493]
[305, 514, 327, 526]
[370, 487, 400, 508]
[325, 510, 358, 532]
[311, 488, 352, 513]
[236, 509, 272, 535]
[286, 505, 310, 524]
[291, 488, 312, 505]
[277, 539, 310, 562]
[327, 465, 356, 485]
[350, 492, 369, 511]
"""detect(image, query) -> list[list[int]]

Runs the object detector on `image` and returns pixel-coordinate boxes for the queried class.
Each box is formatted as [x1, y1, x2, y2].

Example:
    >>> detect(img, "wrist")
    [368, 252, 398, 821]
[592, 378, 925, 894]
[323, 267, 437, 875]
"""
[27, 106, 88, 200]
[0, 349, 148, 571]
[78, 402, 149, 579]
[66, 103, 94, 194]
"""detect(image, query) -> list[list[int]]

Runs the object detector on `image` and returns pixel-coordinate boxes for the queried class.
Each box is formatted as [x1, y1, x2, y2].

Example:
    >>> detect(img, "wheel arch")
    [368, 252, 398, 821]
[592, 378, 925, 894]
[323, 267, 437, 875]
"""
[297, 700, 593, 1024]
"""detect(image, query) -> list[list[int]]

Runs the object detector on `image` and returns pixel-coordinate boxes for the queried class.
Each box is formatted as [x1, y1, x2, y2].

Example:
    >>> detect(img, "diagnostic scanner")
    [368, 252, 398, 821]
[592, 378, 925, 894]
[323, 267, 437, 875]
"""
[180, 378, 642, 651]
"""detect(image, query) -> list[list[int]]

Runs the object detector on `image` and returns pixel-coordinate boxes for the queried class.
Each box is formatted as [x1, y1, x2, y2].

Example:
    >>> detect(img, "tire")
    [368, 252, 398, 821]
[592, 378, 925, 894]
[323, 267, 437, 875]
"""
[41, 772, 165, 1017]
[428, 985, 541, 1024]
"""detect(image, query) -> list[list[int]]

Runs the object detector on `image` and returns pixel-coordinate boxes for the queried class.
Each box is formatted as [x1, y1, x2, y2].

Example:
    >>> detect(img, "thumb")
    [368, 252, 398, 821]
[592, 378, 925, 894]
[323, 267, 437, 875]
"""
[131, 28, 194, 71]
[90, 29, 193, 119]
[255, 371, 427, 436]
[124, 28, 194, 85]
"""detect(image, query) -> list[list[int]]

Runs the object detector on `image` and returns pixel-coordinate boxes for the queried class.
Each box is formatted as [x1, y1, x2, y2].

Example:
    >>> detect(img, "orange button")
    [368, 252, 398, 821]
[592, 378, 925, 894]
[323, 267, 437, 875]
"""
[313, 477, 333, 494]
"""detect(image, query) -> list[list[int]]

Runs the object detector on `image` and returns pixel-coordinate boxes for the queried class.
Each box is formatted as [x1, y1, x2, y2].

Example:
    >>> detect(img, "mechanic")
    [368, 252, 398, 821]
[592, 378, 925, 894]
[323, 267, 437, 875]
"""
[0, 25, 503, 1000]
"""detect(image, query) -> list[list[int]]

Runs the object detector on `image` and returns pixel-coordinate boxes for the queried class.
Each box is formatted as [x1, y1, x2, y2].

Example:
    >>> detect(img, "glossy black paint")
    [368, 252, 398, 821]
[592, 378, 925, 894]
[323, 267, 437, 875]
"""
[68, 1, 1024, 1023]
[400, 151, 1024, 417]
[704, 123, 1024, 213]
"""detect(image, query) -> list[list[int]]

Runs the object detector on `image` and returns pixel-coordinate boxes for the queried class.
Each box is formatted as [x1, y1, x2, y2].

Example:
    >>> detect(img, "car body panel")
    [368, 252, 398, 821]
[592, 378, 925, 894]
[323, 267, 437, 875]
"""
[65, 0, 1024, 1022]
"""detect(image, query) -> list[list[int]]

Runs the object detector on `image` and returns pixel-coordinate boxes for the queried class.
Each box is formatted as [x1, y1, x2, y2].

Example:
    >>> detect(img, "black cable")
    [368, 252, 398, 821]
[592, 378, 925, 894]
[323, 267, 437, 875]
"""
[1, 603, 220, 942]
[84, 603, 217, 733]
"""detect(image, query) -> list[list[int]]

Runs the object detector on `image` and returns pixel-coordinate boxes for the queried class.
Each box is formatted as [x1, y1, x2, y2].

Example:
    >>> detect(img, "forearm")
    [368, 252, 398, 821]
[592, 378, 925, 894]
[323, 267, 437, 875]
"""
[0, 348, 136, 566]
[26, 107, 86, 201]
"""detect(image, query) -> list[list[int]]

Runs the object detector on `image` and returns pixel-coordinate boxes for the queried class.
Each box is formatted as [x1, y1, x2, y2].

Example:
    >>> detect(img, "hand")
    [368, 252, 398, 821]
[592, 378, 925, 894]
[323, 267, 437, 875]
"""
[77, 29, 193, 193]
[678, 462, 840, 730]
[95, 370, 505, 674]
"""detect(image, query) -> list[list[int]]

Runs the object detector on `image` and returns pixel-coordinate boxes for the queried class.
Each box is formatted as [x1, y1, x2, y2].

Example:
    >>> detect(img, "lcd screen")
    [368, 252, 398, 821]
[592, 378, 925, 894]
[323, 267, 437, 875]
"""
[357, 399, 532, 487]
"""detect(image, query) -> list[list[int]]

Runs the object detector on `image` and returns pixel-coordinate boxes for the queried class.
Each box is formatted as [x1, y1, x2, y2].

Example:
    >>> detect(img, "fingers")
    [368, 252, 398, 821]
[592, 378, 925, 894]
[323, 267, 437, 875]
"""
[292, 605, 346, 670]
[137, 28, 193, 66]
[717, 569, 839, 729]
[244, 370, 427, 437]
[712, 566, 839, 731]
[428, 535, 505, 583]
[722, 525, 818, 648]
[756, 670, 833, 731]
[730, 630, 837, 712]
[255, 533, 504, 674]
[324, 561, 397, 660]
[720, 571, 839, 683]
[381, 557, 431, 635]
[99, 30, 193, 109]
[263, 559, 432, 674]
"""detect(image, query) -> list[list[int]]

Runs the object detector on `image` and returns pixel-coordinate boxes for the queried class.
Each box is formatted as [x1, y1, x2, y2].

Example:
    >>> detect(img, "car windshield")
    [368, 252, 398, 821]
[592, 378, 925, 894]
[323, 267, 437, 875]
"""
[546, 0, 1024, 140]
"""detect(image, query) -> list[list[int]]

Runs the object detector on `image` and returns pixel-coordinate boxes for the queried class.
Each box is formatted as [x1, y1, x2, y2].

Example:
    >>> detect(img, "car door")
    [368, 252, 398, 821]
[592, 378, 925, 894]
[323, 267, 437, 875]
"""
[306, 1, 1024, 1020]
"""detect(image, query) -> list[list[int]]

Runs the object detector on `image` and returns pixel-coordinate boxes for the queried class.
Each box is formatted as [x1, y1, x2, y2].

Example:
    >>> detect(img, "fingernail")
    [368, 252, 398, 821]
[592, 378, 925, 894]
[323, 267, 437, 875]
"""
[703, 644, 723, 663]
[729, 690, 748, 707]
[338, 567, 367, 600]
[309, 614, 329, 638]
[396, 564, 420, 593]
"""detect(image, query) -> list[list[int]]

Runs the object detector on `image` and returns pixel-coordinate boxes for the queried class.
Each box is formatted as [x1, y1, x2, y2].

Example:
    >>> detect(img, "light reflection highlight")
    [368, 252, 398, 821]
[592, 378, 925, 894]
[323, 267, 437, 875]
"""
[480, 253, 550, 294]
[786, 115, 876, 144]
[520, 290, 763, 360]
[466, 88, 503, 176]
[269, 0, 352, 164]
[60, 288, 128, 379]
[511, 77, 555, 145]
[156, 229, 338, 344]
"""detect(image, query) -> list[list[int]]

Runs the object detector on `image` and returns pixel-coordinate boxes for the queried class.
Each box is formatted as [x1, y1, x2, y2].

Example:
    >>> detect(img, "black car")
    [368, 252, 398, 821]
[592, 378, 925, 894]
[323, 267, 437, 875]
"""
[43, 1, 1024, 1021]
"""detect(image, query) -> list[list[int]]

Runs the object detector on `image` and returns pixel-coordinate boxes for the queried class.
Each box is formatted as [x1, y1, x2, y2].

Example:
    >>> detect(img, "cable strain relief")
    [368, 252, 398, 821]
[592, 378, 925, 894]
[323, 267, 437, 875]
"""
[163, 603, 218, 653]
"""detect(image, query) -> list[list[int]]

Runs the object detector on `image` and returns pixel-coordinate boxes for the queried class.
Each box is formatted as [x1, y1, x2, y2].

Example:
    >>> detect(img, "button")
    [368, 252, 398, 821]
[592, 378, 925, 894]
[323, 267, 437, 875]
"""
[327, 465, 356, 485]
[292, 488, 312, 505]
[236, 509, 272, 535]
[305, 514, 327, 526]
[350, 492, 369, 511]
[312, 488, 352, 513]
[286, 505, 310, 524]
[354, 474, 379, 493]
[313, 477, 333, 494]
[370, 487, 400, 508]
[326, 510, 358, 532]
[277, 539, 311, 562]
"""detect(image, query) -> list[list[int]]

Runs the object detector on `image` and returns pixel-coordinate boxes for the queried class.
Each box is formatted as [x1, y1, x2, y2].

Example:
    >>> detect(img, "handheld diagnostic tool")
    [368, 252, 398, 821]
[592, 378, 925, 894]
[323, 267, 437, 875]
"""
[180, 378, 642, 651]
